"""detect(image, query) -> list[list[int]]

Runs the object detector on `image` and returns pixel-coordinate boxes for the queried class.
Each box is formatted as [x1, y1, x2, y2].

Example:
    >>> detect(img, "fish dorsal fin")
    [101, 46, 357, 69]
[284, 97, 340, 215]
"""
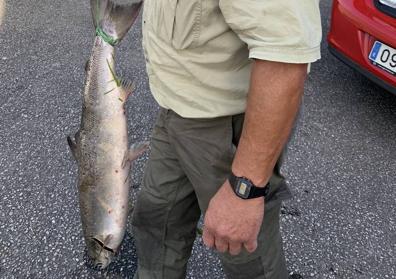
[120, 79, 135, 101]
[121, 79, 134, 94]
[91, 0, 143, 45]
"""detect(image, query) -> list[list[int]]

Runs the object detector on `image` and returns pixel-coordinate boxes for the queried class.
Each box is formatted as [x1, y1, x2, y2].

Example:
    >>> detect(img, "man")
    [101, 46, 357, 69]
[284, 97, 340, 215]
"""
[132, 1, 322, 278]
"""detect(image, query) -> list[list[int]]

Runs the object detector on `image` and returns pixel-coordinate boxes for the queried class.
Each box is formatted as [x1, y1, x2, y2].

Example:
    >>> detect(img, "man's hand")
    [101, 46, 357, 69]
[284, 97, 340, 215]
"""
[203, 180, 264, 255]
[203, 60, 307, 256]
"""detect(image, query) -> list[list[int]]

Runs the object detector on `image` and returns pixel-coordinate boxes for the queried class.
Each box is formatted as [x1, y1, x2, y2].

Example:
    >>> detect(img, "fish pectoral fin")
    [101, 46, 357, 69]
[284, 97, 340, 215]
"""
[121, 141, 150, 168]
[67, 135, 78, 161]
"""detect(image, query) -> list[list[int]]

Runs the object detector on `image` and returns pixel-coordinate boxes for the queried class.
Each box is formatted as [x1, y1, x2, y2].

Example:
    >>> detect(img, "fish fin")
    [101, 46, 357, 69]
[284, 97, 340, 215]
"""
[91, 0, 143, 44]
[67, 136, 78, 160]
[120, 79, 135, 100]
[75, 131, 80, 142]
[121, 153, 128, 168]
[128, 141, 150, 161]
[85, 59, 90, 72]
[121, 141, 150, 168]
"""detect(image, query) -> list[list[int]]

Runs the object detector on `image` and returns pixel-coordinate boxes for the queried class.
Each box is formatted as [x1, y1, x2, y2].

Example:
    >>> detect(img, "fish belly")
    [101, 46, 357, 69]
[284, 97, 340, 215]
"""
[78, 108, 130, 251]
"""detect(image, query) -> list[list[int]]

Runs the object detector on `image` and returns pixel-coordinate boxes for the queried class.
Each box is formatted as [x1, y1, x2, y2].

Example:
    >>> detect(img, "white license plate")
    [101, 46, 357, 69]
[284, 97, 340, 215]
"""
[369, 41, 396, 75]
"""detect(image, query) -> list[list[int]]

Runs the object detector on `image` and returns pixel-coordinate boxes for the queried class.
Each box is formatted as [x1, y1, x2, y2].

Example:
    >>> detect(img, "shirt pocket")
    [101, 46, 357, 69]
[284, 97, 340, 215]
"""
[172, 0, 203, 49]
[148, 0, 203, 50]
[144, 0, 176, 43]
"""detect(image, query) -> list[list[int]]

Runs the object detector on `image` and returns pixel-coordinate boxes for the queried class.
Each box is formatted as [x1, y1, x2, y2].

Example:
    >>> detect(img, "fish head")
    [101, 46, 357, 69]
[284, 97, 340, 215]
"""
[87, 236, 117, 269]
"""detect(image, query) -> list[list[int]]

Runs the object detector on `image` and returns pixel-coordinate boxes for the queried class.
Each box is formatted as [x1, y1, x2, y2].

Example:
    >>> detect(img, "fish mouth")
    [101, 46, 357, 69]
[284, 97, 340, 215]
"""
[87, 237, 116, 269]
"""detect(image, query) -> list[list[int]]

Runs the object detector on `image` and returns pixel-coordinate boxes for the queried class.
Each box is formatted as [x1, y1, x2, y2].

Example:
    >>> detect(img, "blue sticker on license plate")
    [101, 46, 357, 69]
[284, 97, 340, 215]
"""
[369, 41, 396, 75]
[369, 41, 382, 60]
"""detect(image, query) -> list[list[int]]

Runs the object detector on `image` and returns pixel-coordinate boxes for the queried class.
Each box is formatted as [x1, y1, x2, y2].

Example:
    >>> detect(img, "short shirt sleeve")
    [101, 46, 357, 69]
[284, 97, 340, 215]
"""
[219, 0, 322, 64]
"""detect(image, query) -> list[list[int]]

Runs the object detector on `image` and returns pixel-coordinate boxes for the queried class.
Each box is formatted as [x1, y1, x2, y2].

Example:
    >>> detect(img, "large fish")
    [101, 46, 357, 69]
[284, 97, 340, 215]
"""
[67, 0, 145, 269]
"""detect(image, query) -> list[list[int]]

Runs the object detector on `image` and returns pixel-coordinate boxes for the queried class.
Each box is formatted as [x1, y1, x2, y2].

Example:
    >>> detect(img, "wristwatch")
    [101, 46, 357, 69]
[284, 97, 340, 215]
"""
[228, 173, 270, 199]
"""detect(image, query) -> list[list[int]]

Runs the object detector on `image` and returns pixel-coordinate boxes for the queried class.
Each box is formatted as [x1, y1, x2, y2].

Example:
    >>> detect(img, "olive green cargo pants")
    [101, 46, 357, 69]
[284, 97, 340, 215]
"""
[132, 109, 291, 279]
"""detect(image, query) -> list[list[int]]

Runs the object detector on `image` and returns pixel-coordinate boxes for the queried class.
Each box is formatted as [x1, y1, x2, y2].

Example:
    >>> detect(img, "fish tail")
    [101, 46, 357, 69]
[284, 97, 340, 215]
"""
[91, 0, 143, 46]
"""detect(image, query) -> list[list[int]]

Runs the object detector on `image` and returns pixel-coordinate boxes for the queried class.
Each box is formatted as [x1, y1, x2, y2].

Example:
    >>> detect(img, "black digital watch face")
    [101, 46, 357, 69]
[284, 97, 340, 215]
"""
[236, 180, 251, 199]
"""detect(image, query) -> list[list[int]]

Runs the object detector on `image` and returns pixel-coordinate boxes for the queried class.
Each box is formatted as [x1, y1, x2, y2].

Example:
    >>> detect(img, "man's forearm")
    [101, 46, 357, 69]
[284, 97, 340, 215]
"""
[232, 59, 308, 186]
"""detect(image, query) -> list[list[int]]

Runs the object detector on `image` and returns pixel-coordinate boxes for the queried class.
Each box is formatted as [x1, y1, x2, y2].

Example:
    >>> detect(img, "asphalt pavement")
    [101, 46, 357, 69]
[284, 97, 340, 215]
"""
[0, 0, 395, 278]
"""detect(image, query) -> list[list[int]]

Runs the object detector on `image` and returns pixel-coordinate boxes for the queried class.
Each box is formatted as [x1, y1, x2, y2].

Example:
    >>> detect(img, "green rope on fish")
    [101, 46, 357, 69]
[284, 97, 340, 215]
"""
[96, 27, 119, 46]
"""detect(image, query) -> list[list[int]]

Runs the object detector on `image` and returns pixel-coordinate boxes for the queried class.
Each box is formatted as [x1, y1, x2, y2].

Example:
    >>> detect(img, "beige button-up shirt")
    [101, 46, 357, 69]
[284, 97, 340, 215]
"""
[142, 0, 322, 118]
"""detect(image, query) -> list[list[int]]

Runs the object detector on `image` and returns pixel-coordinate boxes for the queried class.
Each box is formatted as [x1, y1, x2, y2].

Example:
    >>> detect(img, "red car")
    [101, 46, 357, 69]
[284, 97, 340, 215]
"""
[328, 0, 396, 95]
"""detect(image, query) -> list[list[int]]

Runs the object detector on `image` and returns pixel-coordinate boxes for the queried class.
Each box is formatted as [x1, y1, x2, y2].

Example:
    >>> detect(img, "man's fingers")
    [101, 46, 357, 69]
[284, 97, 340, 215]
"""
[228, 241, 242, 256]
[243, 239, 258, 253]
[214, 237, 228, 253]
[202, 227, 215, 248]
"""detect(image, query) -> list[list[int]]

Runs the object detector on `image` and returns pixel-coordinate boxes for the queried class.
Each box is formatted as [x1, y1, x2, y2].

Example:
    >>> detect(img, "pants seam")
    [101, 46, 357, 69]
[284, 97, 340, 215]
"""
[159, 180, 184, 279]
[159, 111, 184, 278]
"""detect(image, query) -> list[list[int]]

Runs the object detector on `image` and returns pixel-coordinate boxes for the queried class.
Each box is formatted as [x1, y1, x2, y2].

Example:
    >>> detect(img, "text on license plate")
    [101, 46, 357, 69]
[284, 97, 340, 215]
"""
[369, 41, 396, 75]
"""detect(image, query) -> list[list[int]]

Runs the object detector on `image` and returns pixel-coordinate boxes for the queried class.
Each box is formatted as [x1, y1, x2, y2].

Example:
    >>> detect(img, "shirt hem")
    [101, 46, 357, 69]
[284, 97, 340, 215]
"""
[249, 45, 321, 64]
